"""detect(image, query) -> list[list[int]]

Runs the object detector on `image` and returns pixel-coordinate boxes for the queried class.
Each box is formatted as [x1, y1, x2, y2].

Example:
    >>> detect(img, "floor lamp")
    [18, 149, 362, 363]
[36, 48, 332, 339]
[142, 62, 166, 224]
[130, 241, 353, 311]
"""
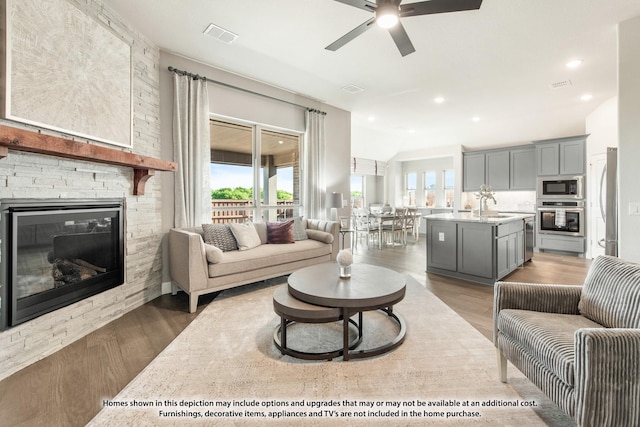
[327, 192, 344, 221]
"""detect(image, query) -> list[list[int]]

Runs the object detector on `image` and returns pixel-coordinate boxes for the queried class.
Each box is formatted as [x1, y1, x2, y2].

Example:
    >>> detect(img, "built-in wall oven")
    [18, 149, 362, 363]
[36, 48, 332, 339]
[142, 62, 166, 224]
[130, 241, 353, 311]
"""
[537, 176, 584, 199]
[537, 200, 584, 237]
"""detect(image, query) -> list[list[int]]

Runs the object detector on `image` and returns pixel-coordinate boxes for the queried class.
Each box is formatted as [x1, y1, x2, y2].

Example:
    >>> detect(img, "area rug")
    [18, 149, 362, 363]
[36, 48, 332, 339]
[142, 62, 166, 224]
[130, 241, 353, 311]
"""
[89, 274, 575, 426]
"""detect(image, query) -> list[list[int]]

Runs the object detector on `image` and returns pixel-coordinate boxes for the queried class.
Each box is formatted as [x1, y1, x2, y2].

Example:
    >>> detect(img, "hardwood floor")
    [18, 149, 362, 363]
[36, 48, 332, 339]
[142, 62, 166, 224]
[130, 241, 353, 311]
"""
[0, 240, 591, 426]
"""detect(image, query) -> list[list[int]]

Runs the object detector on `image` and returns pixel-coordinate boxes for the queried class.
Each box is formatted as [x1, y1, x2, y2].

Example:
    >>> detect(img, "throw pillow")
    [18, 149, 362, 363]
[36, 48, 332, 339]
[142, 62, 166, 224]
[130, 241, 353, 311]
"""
[266, 220, 294, 244]
[291, 217, 308, 241]
[202, 224, 238, 252]
[306, 229, 334, 244]
[228, 222, 262, 251]
[253, 222, 268, 244]
[204, 244, 224, 264]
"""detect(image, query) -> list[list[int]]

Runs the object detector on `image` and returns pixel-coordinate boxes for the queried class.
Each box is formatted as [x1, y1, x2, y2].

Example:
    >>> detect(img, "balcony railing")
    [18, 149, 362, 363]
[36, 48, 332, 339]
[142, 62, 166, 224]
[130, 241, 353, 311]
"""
[211, 199, 294, 224]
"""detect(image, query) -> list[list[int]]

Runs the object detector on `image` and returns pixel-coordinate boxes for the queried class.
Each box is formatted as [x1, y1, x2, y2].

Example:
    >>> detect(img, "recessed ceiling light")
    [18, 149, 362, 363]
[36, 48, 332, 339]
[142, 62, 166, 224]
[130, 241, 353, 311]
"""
[566, 59, 583, 69]
[368, 116, 376, 122]
[408, 129, 415, 134]
[278, 140, 284, 145]
[434, 96, 445, 104]
[580, 94, 593, 101]
[472, 116, 480, 122]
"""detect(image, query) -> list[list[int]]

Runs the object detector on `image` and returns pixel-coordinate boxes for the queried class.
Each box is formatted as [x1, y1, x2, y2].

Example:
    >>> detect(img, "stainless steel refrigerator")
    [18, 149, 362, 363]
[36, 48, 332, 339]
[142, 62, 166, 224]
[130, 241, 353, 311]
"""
[598, 147, 618, 256]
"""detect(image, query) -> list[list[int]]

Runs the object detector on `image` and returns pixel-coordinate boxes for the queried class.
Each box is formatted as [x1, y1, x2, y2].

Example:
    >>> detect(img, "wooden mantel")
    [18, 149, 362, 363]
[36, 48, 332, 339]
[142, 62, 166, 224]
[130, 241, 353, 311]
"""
[0, 124, 177, 195]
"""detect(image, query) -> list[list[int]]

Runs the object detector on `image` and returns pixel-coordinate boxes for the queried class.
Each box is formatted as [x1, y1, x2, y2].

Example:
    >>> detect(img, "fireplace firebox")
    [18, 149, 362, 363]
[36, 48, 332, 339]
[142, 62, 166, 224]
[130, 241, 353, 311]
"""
[0, 199, 124, 330]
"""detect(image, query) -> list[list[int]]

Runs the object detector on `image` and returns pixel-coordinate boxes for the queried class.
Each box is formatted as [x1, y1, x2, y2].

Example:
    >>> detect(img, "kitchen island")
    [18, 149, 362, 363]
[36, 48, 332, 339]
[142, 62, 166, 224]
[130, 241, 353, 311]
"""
[425, 212, 534, 285]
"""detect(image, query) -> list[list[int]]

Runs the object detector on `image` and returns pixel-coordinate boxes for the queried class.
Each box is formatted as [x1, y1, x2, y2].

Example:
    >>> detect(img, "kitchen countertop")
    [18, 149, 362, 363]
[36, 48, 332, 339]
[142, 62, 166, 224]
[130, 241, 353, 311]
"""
[425, 212, 534, 224]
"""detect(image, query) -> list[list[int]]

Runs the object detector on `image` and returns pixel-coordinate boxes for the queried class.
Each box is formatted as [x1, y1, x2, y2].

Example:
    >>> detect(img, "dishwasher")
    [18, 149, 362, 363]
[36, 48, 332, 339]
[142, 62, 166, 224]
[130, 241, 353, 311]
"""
[524, 216, 534, 262]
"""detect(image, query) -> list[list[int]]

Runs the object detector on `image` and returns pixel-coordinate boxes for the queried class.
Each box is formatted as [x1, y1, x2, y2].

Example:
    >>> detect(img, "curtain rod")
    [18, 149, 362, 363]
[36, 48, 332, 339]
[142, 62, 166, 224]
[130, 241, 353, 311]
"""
[168, 66, 326, 114]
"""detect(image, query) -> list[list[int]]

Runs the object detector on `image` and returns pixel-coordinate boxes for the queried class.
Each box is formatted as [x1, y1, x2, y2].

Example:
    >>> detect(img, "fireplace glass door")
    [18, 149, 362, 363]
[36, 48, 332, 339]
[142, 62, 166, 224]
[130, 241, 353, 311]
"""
[1, 199, 124, 329]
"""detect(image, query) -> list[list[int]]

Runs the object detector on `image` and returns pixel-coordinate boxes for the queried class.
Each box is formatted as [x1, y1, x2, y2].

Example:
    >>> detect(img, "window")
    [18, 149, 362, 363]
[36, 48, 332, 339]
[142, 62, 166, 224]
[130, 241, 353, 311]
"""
[444, 169, 455, 208]
[351, 175, 364, 208]
[209, 119, 301, 223]
[406, 172, 417, 206]
[424, 171, 436, 207]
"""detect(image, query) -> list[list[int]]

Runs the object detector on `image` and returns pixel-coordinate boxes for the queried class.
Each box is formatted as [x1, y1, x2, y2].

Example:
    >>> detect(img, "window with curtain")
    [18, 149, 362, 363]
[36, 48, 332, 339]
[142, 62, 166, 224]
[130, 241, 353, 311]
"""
[444, 169, 455, 208]
[209, 119, 302, 223]
[406, 172, 417, 206]
[424, 171, 436, 207]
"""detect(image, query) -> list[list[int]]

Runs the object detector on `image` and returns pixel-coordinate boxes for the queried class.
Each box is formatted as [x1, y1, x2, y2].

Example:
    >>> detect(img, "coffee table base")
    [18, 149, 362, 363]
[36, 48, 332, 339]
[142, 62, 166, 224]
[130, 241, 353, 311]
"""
[273, 316, 362, 361]
[273, 308, 406, 361]
[343, 307, 406, 361]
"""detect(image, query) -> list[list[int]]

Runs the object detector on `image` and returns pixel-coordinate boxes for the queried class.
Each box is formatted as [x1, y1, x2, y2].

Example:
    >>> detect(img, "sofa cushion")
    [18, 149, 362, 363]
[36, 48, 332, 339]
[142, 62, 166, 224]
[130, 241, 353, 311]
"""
[208, 239, 331, 278]
[578, 255, 640, 328]
[292, 217, 308, 241]
[202, 224, 238, 251]
[267, 220, 294, 244]
[204, 244, 224, 264]
[497, 309, 603, 386]
[228, 222, 261, 251]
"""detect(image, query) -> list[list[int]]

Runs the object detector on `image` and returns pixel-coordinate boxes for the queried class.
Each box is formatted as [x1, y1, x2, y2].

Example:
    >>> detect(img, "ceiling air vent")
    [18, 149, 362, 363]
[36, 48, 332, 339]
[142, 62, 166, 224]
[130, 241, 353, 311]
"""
[549, 79, 572, 90]
[203, 23, 238, 44]
[342, 84, 364, 94]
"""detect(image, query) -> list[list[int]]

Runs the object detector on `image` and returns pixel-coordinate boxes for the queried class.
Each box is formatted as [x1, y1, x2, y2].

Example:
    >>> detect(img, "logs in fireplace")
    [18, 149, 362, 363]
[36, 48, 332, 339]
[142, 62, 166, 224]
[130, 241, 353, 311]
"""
[0, 199, 124, 329]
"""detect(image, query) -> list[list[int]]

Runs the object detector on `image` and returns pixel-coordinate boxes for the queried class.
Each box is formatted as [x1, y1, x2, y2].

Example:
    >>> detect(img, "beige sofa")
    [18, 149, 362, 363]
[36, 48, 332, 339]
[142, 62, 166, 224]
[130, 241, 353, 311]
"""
[169, 219, 339, 313]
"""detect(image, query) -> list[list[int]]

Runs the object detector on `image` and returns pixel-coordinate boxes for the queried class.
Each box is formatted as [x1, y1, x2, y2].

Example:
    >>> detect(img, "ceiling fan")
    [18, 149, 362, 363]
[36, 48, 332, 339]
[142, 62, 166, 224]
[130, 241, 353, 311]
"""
[325, 0, 483, 57]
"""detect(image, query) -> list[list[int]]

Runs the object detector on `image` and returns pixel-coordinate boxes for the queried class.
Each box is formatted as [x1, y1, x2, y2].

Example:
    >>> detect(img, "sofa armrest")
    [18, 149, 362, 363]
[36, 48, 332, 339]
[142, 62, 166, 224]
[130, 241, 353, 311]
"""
[305, 219, 339, 261]
[574, 328, 640, 427]
[493, 282, 582, 344]
[169, 228, 209, 293]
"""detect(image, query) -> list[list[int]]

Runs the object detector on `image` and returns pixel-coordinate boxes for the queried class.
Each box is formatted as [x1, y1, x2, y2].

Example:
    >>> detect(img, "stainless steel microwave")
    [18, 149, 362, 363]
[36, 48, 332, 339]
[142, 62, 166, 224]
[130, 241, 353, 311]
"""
[537, 176, 584, 199]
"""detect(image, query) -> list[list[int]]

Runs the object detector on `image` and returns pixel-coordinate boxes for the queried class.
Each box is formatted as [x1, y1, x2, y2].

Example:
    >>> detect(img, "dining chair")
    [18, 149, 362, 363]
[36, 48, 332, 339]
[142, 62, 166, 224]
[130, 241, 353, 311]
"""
[404, 207, 418, 243]
[352, 208, 378, 248]
[382, 208, 407, 246]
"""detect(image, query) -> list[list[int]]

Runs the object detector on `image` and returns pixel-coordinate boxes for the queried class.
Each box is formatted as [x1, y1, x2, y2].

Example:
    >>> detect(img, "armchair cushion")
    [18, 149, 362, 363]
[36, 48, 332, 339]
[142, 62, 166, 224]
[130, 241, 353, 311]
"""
[578, 255, 640, 328]
[497, 309, 603, 385]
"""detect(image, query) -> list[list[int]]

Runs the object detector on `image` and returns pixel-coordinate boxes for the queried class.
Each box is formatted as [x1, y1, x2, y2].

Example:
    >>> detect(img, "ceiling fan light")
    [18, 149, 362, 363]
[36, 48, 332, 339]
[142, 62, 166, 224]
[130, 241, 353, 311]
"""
[376, 3, 399, 28]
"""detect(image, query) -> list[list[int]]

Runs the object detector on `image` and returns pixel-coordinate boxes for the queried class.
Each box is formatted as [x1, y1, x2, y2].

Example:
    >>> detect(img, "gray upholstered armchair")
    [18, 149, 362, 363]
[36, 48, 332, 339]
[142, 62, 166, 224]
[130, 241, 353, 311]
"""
[494, 255, 640, 427]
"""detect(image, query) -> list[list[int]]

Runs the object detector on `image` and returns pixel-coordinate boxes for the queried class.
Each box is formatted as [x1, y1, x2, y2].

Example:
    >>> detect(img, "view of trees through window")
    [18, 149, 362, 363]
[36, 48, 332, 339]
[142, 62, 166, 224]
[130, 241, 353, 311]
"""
[209, 119, 300, 222]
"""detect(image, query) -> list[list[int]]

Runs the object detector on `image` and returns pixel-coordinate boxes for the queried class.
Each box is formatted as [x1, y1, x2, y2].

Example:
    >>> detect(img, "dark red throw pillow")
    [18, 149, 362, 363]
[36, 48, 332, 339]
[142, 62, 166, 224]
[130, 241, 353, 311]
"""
[266, 220, 294, 244]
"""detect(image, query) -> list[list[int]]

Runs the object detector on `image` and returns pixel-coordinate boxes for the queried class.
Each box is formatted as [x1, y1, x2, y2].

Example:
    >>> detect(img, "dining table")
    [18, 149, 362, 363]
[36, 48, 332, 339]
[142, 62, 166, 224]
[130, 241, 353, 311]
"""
[368, 210, 421, 249]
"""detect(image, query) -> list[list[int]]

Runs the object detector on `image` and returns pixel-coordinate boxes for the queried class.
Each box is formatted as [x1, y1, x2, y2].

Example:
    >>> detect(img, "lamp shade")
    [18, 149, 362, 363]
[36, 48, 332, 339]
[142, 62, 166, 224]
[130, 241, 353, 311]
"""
[327, 192, 344, 209]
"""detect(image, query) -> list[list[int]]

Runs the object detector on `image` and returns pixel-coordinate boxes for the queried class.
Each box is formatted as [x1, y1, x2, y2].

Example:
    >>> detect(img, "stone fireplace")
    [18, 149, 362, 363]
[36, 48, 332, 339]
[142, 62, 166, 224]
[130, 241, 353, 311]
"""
[0, 199, 125, 330]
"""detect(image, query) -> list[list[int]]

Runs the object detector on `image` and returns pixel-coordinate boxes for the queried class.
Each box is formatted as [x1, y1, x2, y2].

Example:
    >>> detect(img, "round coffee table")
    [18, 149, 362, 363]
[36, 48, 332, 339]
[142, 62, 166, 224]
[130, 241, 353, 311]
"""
[286, 263, 406, 361]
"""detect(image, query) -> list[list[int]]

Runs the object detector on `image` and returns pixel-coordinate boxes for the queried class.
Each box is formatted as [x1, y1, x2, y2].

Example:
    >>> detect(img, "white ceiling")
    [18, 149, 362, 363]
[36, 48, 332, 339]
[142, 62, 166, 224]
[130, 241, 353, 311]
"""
[104, 0, 640, 161]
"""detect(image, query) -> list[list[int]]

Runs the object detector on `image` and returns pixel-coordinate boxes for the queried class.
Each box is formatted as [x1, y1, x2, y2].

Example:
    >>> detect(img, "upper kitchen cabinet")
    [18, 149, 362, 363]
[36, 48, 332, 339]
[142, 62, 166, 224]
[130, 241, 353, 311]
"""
[486, 151, 510, 190]
[462, 145, 536, 192]
[534, 135, 587, 176]
[509, 147, 536, 190]
[463, 152, 486, 192]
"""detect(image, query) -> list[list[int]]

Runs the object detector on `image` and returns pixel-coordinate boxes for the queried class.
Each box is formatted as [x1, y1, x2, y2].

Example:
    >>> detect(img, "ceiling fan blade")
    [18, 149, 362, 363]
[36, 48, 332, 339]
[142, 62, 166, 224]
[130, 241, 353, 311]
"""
[332, 0, 377, 13]
[325, 17, 376, 51]
[388, 22, 415, 57]
[400, 0, 482, 17]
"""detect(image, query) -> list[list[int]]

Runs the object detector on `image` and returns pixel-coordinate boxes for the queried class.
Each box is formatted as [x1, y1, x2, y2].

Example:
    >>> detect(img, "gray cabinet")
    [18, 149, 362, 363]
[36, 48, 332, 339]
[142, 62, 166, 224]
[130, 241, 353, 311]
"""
[426, 217, 527, 284]
[426, 220, 457, 271]
[457, 222, 494, 278]
[535, 135, 586, 176]
[463, 145, 536, 192]
[496, 220, 525, 279]
[509, 147, 536, 190]
[463, 153, 486, 192]
[486, 151, 510, 190]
